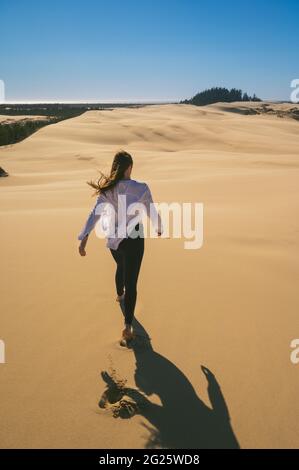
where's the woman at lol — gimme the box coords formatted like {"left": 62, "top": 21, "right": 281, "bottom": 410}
{"left": 78, "top": 150, "right": 163, "bottom": 343}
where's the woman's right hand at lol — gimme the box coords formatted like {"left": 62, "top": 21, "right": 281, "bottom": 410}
{"left": 79, "top": 244, "right": 86, "bottom": 256}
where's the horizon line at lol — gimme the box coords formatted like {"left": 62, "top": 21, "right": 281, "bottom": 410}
{"left": 1, "top": 99, "right": 180, "bottom": 105}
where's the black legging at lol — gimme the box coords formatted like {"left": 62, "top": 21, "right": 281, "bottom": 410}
{"left": 110, "top": 226, "right": 144, "bottom": 326}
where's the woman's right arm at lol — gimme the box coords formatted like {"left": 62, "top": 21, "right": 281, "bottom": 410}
{"left": 142, "top": 184, "right": 163, "bottom": 236}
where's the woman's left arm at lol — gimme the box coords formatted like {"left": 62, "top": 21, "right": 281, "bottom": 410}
{"left": 78, "top": 234, "right": 89, "bottom": 256}
{"left": 78, "top": 195, "right": 105, "bottom": 255}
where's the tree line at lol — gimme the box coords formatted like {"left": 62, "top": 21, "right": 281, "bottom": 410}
{"left": 181, "top": 87, "right": 261, "bottom": 106}
{"left": 0, "top": 108, "right": 84, "bottom": 146}
{"left": 0, "top": 119, "right": 51, "bottom": 146}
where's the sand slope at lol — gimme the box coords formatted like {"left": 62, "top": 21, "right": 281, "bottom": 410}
{"left": 0, "top": 115, "right": 50, "bottom": 123}
{"left": 0, "top": 103, "right": 299, "bottom": 448}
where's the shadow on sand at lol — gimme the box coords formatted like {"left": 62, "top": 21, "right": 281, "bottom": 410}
{"left": 99, "top": 300, "right": 240, "bottom": 449}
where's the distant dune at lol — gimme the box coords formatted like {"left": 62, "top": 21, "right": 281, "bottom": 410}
{"left": 0, "top": 115, "right": 50, "bottom": 123}
{"left": 209, "top": 101, "right": 299, "bottom": 119}
{"left": 0, "top": 114, "right": 54, "bottom": 147}
{"left": 0, "top": 102, "right": 299, "bottom": 448}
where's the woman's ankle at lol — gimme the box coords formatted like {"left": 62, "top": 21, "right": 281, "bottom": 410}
{"left": 116, "top": 292, "right": 125, "bottom": 302}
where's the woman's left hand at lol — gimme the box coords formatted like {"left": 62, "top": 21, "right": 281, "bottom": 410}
{"left": 78, "top": 235, "right": 88, "bottom": 256}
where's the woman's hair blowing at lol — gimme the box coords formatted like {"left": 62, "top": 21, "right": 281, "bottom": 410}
{"left": 87, "top": 150, "right": 133, "bottom": 195}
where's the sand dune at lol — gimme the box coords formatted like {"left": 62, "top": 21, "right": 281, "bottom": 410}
{"left": 0, "top": 103, "right": 299, "bottom": 448}
{"left": 0, "top": 115, "right": 50, "bottom": 123}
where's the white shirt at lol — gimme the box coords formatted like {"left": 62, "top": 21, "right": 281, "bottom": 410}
{"left": 78, "top": 179, "right": 163, "bottom": 250}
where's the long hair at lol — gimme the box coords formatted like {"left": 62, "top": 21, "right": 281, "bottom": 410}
{"left": 87, "top": 150, "right": 133, "bottom": 195}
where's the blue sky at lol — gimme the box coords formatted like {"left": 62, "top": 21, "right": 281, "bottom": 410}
{"left": 1, "top": 0, "right": 298, "bottom": 102}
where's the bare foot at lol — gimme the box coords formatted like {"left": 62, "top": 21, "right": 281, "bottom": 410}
{"left": 122, "top": 326, "right": 135, "bottom": 342}
{"left": 116, "top": 293, "right": 125, "bottom": 302}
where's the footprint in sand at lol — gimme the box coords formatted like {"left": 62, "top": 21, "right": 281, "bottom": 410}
{"left": 112, "top": 332, "right": 152, "bottom": 352}
{"left": 99, "top": 365, "right": 148, "bottom": 419}
{"left": 76, "top": 155, "right": 94, "bottom": 161}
